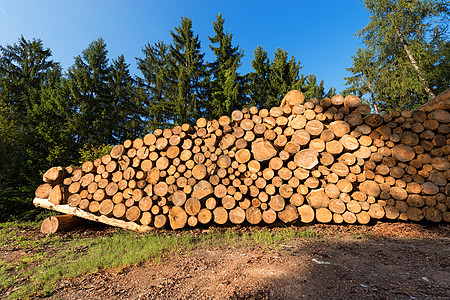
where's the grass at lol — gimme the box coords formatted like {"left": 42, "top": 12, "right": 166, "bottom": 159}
{"left": 350, "top": 232, "right": 373, "bottom": 239}
{"left": 0, "top": 224, "right": 316, "bottom": 299}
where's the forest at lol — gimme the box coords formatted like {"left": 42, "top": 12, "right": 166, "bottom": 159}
{"left": 1, "top": 0, "right": 449, "bottom": 222}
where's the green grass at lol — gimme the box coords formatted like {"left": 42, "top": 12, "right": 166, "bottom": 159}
{"left": 350, "top": 232, "right": 373, "bottom": 240}
{"left": 1, "top": 225, "right": 316, "bottom": 299}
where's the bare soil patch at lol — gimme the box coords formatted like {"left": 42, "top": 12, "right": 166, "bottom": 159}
{"left": 43, "top": 222, "right": 450, "bottom": 300}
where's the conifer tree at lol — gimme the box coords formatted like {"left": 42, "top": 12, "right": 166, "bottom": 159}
{"left": 301, "top": 74, "right": 336, "bottom": 100}
{"left": 269, "top": 48, "right": 303, "bottom": 105}
{"left": 247, "top": 46, "right": 272, "bottom": 108}
{"left": 66, "top": 38, "right": 119, "bottom": 147}
{"left": 136, "top": 41, "right": 175, "bottom": 130}
{"left": 248, "top": 47, "right": 335, "bottom": 108}
{"left": 208, "top": 14, "right": 245, "bottom": 119}
{"left": 344, "top": 48, "right": 380, "bottom": 113}
{"left": 169, "top": 17, "right": 209, "bottom": 124}
{"left": 109, "top": 55, "right": 140, "bottom": 140}
{"left": 0, "top": 36, "right": 71, "bottom": 220}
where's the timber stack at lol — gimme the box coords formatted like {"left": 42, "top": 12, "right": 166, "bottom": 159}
{"left": 34, "top": 89, "right": 450, "bottom": 231}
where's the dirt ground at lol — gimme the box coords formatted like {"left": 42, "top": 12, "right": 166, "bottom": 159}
{"left": 42, "top": 222, "right": 450, "bottom": 300}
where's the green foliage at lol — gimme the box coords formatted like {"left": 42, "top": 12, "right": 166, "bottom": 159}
{"left": 169, "top": 17, "right": 210, "bottom": 125}
{"left": 208, "top": 13, "right": 246, "bottom": 119}
{"left": 78, "top": 143, "right": 113, "bottom": 165}
{"left": 66, "top": 38, "right": 118, "bottom": 146}
{"left": 0, "top": 36, "right": 73, "bottom": 222}
{"left": 248, "top": 46, "right": 335, "bottom": 108}
{"left": 137, "top": 41, "right": 176, "bottom": 131}
{"left": 345, "top": 0, "right": 450, "bottom": 112}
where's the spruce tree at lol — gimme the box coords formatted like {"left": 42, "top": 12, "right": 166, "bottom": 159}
{"left": 66, "top": 38, "right": 118, "bottom": 147}
{"left": 208, "top": 13, "right": 245, "bottom": 119}
{"left": 248, "top": 47, "right": 334, "bottom": 108}
{"left": 0, "top": 36, "right": 71, "bottom": 220}
{"left": 136, "top": 41, "right": 175, "bottom": 131}
{"left": 169, "top": 17, "right": 209, "bottom": 124}
{"left": 247, "top": 46, "right": 271, "bottom": 107}
{"left": 109, "top": 55, "right": 139, "bottom": 140}
{"left": 269, "top": 48, "right": 303, "bottom": 105}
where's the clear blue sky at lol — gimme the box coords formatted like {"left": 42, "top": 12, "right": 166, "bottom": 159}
{"left": 0, "top": 0, "right": 369, "bottom": 93}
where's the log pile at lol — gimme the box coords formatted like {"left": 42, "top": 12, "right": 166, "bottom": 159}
{"left": 34, "top": 90, "right": 450, "bottom": 230}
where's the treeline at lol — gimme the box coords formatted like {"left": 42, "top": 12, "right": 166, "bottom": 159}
{"left": 0, "top": 15, "right": 335, "bottom": 221}
{"left": 344, "top": 0, "right": 450, "bottom": 113}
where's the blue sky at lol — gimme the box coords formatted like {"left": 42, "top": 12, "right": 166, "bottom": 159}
{"left": 0, "top": 0, "right": 369, "bottom": 93}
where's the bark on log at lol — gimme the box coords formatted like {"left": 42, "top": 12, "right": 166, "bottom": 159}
{"left": 34, "top": 198, "right": 153, "bottom": 232}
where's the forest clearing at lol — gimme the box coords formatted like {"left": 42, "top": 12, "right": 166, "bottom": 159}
{"left": 1, "top": 222, "right": 449, "bottom": 299}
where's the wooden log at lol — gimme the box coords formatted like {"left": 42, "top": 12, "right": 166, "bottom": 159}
{"left": 43, "top": 166, "right": 64, "bottom": 184}
{"left": 235, "top": 149, "right": 251, "bottom": 164}
{"left": 251, "top": 138, "right": 277, "bottom": 162}
{"left": 260, "top": 208, "right": 275, "bottom": 224}
{"left": 294, "top": 149, "right": 318, "bottom": 170}
{"left": 316, "top": 208, "right": 332, "bottom": 223}
{"left": 213, "top": 207, "right": 228, "bottom": 224}
{"left": 192, "top": 180, "right": 214, "bottom": 201}
{"left": 278, "top": 205, "right": 299, "bottom": 223}
{"left": 406, "top": 207, "right": 424, "bottom": 221}
{"left": 344, "top": 95, "right": 362, "bottom": 109}
{"left": 154, "top": 214, "right": 168, "bottom": 228}
{"left": 228, "top": 207, "right": 245, "bottom": 224}
{"left": 168, "top": 206, "right": 188, "bottom": 229}
{"left": 40, "top": 214, "right": 85, "bottom": 234}
{"left": 280, "top": 90, "right": 305, "bottom": 107}
{"left": 392, "top": 144, "right": 416, "bottom": 162}
{"left": 368, "top": 203, "right": 385, "bottom": 219}
{"left": 35, "top": 183, "right": 53, "bottom": 199}
{"left": 306, "top": 189, "right": 330, "bottom": 208}
{"left": 198, "top": 208, "right": 212, "bottom": 224}
{"left": 268, "top": 195, "right": 285, "bottom": 211}
{"left": 305, "top": 120, "right": 323, "bottom": 136}
{"left": 185, "top": 198, "right": 201, "bottom": 215}
{"left": 98, "top": 199, "right": 114, "bottom": 216}
{"left": 359, "top": 180, "right": 381, "bottom": 197}
{"left": 34, "top": 198, "right": 153, "bottom": 232}
{"left": 329, "top": 199, "right": 346, "bottom": 214}
{"left": 329, "top": 121, "right": 350, "bottom": 137}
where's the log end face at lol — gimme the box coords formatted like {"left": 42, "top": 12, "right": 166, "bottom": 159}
{"left": 281, "top": 90, "right": 305, "bottom": 107}
{"left": 251, "top": 138, "right": 278, "bottom": 162}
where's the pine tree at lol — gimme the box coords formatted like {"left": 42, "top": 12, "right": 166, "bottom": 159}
{"left": 208, "top": 13, "right": 245, "bottom": 119}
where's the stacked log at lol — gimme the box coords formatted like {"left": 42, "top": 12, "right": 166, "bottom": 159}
{"left": 34, "top": 89, "right": 450, "bottom": 230}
